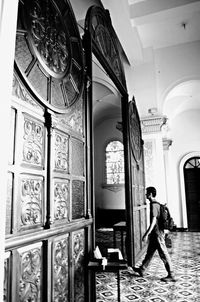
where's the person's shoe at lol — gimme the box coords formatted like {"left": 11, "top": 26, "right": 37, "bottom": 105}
{"left": 160, "top": 274, "right": 176, "bottom": 282}
{"left": 132, "top": 266, "right": 144, "bottom": 277}
{"left": 127, "top": 266, "right": 135, "bottom": 274}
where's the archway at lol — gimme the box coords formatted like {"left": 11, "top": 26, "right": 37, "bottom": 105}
{"left": 180, "top": 152, "right": 200, "bottom": 229}
{"left": 184, "top": 157, "right": 200, "bottom": 231}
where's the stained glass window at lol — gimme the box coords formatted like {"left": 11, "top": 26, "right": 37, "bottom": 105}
{"left": 105, "top": 140, "right": 124, "bottom": 184}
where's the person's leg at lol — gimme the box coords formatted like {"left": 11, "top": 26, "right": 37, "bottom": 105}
{"left": 132, "top": 235, "right": 157, "bottom": 276}
{"left": 156, "top": 232, "right": 176, "bottom": 281}
{"left": 140, "top": 236, "right": 157, "bottom": 271}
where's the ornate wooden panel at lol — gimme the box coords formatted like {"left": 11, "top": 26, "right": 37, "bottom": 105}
{"left": 72, "top": 180, "right": 85, "bottom": 220}
{"left": 15, "top": 0, "right": 84, "bottom": 112}
{"left": 53, "top": 130, "right": 69, "bottom": 173}
{"left": 72, "top": 230, "right": 85, "bottom": 302}
{"left": 127, "top": 99, "right": 147, "bottom": 265}
{"left": 17, "top": 243, "right": 42, "bottom": 301}
{"left": 5, "top": 1, "right": 91, "bottom": 301}
{"left": 54, "top": 179, "right": 70, "bottom": 222}
{"left": 52, "top": 235, "right": 69, "bottom": 301}
{"left": 18, "top": 175, "right": 44, "bottom": 230}
{"left": 71, "top": 138, "right": 84, "bottom": 176}
{"left": 22, "top": 115, "right": 45, "bottom": 167}
{"left": 85, "top": 5, "right": 126, "bottom": 93}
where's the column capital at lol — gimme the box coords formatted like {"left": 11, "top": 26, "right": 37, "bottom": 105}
{"left": 141, "top": 115, "right": 167, "bottom": 134}
{"left": 162, "top": 138, "right": 173, "bottom": 150}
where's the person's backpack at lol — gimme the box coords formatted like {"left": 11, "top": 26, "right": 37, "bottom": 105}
{"left": 158, "top": 203, "right": 175, "bottom": 231}
{"left": 152, "top": 201, "right": 175, "bottom": 231}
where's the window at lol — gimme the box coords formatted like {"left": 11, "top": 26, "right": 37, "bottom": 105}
{"left": 184, "top": 157, "right": 200, "bottom": 169}
{"left": 105, "top": 140, "right": 124, "bottom": 185}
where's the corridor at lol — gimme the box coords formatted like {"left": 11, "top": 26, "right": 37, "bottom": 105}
{"left": 96, "top": 232, "right": 200, "bottom": 301}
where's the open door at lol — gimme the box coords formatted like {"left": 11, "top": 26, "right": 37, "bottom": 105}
{"left": 84, "top": 6, "right": 147, "bottom": 268}
{"left": 5, "top": 1, "right": 93, "bottom": 301}
{"left": 125, "top": 98, "right": 147, "bottom": 266}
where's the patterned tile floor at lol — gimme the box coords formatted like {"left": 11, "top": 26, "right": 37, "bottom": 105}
{"left": 96, "top": 232, "right": 200, "bottom": 302}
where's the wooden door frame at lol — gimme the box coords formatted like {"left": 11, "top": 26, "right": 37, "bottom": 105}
{"left": 83, "top": 5, "right": 134, "bottom": 264}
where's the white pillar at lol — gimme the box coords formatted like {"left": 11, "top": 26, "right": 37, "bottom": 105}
{"left": 0, "top": 1, "right": 18, "bottom": 299}
{"left": 141, "top": 115, "right": 168, "bottom": 204}
{"left": 162, "top": 138, "right": 173, "bottom": 205}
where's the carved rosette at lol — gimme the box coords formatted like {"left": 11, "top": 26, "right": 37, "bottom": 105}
{"left": 19, "top": 247, "right": 41, "bottom": 301}
{"left": 86, "top": 6, "right": 126, "bottom": 90}
{"left": 54, "top": 181, "right": 69, "bottom": 221}
{"left": 21, "top": 178, "right": 43, "bottom": 227}
{"left": 129, "top": 101, "right": 142, "bottom": 163}
{"left": 27, "top": 0, "right": 70, "bottom": 78}
{"left": 23, "top": 117, "right": 44, "bottom": 166}
{"left": 54, "top": 132, "right": 69, "bottom": 172}
{"left": 95, "top": 25, "right": 121, "bottom": 78}
{"left": 73, "top": 231, "right": 85, "bottom": 301}
{"left": 53, "top": 237, "right": 69, "bottom": 301}
{"left": 15, "top": 0, "right": 84, "bottom": 111}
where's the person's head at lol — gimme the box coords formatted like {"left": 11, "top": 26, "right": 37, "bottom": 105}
{"left": 146, "top": 186, "right": 157, "bottom": 199}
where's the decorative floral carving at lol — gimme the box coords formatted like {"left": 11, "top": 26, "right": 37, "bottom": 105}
{"left": 23, "top": 117, "right": 44, "bottom": 166}
{"left": 28, "top": 0, "right": 70, "bottom": 77}
{"left": 73, "top": 231, "right": 85, "bottom": 302}
{"left": 95, "top": 24, "right": 121, "bottom": 78}
{"left": 53, "top": 238, "right": 69, "bottom": 301}
{"left": 12, "top": 74, "right": 41, "bottom": 108}
{"left": 73, "top": 232, "right": 84, "bottom": 262}
{"left": 86, "top": 7, "right": 126, "bottom": 89}
{"left": 54, "top": 181, "right": 69, "bottom": 221}
{"left": 19, "top": 248, "right": 41, "bottom": 301}
{"left": 54, "top": 133, "right": 69, "bottom": 171}
{"left": 21, "top": 178, "right": 43, "bottom": 226}
{"left": 129, "top": 101, "right": 142, "bottom": 163}
{"left": 59, "top": 99, "right": 83, "bottom": 135}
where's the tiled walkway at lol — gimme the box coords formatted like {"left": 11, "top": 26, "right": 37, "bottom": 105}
{"left": 96, "top": 232, "right": 200, "bottom": 301}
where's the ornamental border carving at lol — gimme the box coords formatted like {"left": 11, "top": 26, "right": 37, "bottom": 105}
{"left": 141, "top": 116, "right": 167, "bottom": 134}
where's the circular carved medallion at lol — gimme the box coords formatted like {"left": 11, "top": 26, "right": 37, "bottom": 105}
{"left": 15, "top": 0, "right": 84, "bottom": 112}
{"left": 129, "top": 101, "right": 142, "bottom": 163}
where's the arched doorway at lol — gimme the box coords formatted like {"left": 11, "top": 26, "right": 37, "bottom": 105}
{"left": 184, "top": 157, "right": 200, "bottom": 231}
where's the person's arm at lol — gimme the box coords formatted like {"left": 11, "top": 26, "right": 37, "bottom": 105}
{"left": 142, "top": 217, "right": 157, "bottom": 242}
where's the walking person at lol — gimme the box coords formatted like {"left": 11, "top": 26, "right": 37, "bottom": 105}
{"left": 132, "top": 186, "right": 176, "bottom": 282}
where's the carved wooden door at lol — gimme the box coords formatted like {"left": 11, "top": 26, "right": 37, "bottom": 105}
{"left": 4, "top": 0, "right": 92, "bottom": 301}
{"left": 126, "top": 99, "right": 147, "bottom": 266}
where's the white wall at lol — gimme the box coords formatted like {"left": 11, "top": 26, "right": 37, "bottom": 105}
{"left": 124, "top": 49, "right": 157, "bottom": 116}
{"left": 168, "top": 109, "right": 200, "bottom": 227}
{"left": 155, "top": 41, "right": 200, "bottom": 111}
{"left": 94, "top": 118, "right": 125, "bottom": 210}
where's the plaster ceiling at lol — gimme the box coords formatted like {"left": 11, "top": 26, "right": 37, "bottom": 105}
{"left": 97, "top": 0, "right": 200, "bottom": 121}
{"left": 163, "top": 80, "right": 200, "bottom": 120}
{"left": 74, "top": 0, "right": 200, "bottom": 123}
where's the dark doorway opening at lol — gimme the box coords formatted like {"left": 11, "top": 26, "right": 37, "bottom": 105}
{"left": 184, "top": 157, "right": 200, "bottom": 231}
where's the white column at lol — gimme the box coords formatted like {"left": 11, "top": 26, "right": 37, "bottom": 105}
{"left": 162, "top": 138, "right": 173, "bottom": 205}
{"left": 141, "top": 115, "right": 168, "bottom": 204}
{"left": 0, "top": 1, "right": 18, "bottom": 299}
